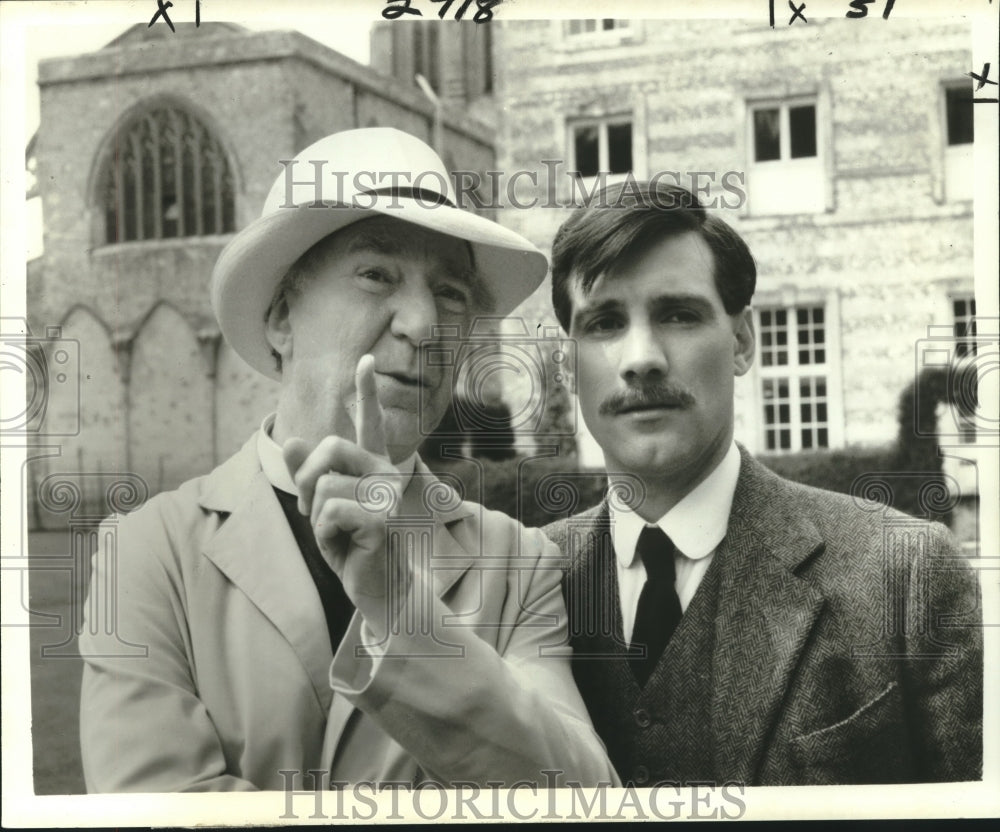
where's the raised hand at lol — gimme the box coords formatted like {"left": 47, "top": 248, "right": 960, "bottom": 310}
{"left": 283, "top": 355, "right": 408, "bottom": 641}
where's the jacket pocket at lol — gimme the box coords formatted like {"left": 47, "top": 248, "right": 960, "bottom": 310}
{"left": 789, "top": 682, "right": 912, "bottom": 784}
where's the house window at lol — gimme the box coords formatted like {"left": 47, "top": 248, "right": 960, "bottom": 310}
{"left": 570, "top": 118, "right": 633, "bottom": 179}
{"left": 565, "top": 20, "right": 630, "bottom": 36}
{"left": 952, "top": 295, "right": 978, "bottom": 443}
{"left": 758, "top": 306, "right": 830, "bottom": 452}
{"left": 953, "top": 295, "right": 977, "bottom": 358}
{"left": 747, "top": 98, "right": 824, "bottom": 215}
{"left": 943, "top": 83, "right": 974, "bottom": 202}
{"left": 102, "top": 105, "right": 235, "bottom": 244}
{"left": 945, "top": 86, "right": 974, "bottom": 146}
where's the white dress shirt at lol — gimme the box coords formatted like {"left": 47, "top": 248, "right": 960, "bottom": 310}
{"left": 610, "top": 442, "right": 741, "bottom": 645}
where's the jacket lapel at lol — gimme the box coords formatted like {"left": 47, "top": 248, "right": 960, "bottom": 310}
{"left": 198, "top": 440, "right": 480, "bottom": 732}
{"left": 398, "top": 458, "right": 476, "bottom": 598}
{"left": 200, "top": 441, "right": 334, "bottom": 715}
{"left": 711, "top": 449, "right": 825, "bottom": 783}
{"left": 565, "top": 501, "right": 629, "bottom": 656}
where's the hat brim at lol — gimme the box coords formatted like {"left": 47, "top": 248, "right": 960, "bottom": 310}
{"left": 211, "top": 199, "right": 548, "bottom": 380}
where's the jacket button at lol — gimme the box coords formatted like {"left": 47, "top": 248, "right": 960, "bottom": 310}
{"left": 633, "top": 765, "right": 650, "bottom": 786}
{"left": 633, "top": 707, "right": 651, "bottom": 728}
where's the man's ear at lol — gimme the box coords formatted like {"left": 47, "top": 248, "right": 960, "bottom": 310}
{"left": 264, "top": 294, "right": 293, "bottom": 365}
{"left": 733, "top": 307, "right": 755, "bottom": 377}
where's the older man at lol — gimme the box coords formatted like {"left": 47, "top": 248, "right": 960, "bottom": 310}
{"left": 79, "top": 128, "right": 616, "bottom": 792}
{"left": 544, "top": 180, "right": 982, "bottom": 786}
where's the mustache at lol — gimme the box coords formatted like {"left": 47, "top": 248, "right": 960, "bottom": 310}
{"left": 599, "top": 383, "right": 696, "bottom": 416}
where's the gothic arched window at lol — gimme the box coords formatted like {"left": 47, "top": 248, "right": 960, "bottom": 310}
{"left": 102, "top": 105, "right": 235, "bottom": 244}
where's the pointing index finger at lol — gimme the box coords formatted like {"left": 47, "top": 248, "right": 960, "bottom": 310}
{"left": 355, "top": 354, "right": 389, "bottom": 459}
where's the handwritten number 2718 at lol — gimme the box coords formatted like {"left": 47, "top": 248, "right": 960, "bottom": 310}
{"left": 432, "top": 0, "right": 500, "bottom": 23}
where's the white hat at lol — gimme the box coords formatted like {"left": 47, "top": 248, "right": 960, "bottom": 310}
{"left": 211, "top": 128, "right": 548, "bottom": 379}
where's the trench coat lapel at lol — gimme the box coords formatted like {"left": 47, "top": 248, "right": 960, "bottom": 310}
{"left": 198, "top": 439, "right": 479, "bottom": 737}
{"left": 711, "top": 450, "right": 825, "bottom": 782}
{"left": 198, "top": 439, "right": 334, "bottom": 713}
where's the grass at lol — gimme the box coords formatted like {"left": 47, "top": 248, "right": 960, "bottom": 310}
{"left": 27, "top": 530, "right": 87, "bottom": 795}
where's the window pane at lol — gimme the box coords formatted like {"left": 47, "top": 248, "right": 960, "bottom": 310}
{"left": 607, "top": 123, "right": 633, "bottom": 173}
{"left": 574, "top": 126, "right": 599, "bottom": 177}
{"left": 780, "top": 429, "right": 791, "bottom": 449}
{"left": 753, "top": 108, "right": 781, "bottom": 162}
{"left": 945, "top": 87, "right": 974, "bottom": 145}
{"left": 802, "top": 431, "right": 813, "bottom": 450}
{"left": 601, "top": 19, "right": 616, "bottom": 30}
{"left": 818, "top": 428, "right": 828, "bottom": 447}
{"left": 789, "top": 105, "right": 817, "bottom": 158}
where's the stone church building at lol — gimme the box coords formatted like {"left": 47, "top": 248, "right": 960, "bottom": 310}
{"left": 27, "top": 22, "right": 495, "bottom": 526}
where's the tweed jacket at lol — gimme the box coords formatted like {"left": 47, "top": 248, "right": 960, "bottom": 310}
{"left": 544, "top": 447, "right": 983, "bottom": 785}
{"left": 79, "top": 435, "right": 617, "bottom": 792}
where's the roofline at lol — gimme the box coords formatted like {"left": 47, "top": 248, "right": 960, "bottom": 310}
{"left": 37, "top": 29, "right": 495, "bottom": 147}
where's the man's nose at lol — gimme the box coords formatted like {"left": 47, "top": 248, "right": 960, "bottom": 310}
{"left": 389, "top": 281, "right": 439, "bottom": 345}
{"left": 618, "top": 323, "right": 668, "bottom": 383}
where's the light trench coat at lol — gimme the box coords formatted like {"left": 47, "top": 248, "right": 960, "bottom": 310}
{"left": 79, "top": 435, "right": 617, "bottom": 791}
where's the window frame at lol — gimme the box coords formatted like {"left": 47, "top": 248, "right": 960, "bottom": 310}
{"left": 950, "top": 292, "right": 978, "bottom": 444}
{"left": 940, "top": 80, "right": 975, "bottom": 203}
{"left": 751, "top": 296, "right": 844, "bottom": 454}
{"left": 567, "top": 115, "right": 635, "bottom": 182}
{"left": 748, "top": 96, "right": 820, "bottom": 165}
{"left": 743, "top": 94, "right": 827, "bottom": 217}
{"left": 96, "top": 102, "right": 237, "bottom": 247}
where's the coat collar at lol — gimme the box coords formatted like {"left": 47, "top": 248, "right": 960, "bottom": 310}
{"left": 197, "top": 435, "right": 478, "bottom": 714}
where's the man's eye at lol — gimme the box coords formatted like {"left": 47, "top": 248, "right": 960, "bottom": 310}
{"left": 356, "top": 267, "right": 397, "bottom": 291}
{"left": 663, "top": 310, "right": 698, "bottom": 324}
{"left": 436, "top": 285, "right": 469, "bottom": 312}
{"left": 359, "top": 268, "right": 393, "bottom": 283}
{"left": 585, "top": 317, "right": 624, "bottom": 335}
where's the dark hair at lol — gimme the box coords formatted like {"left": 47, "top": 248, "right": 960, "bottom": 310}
{"left": 550, "top": 180, "right": 756, "bottom": 331}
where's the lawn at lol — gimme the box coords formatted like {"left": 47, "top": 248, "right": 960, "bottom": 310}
{"left": 27, "top": 529, "right": 88, "bottom": 795}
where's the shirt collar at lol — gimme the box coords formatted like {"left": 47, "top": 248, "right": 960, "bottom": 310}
{"left": 611, "top": 442, "right": 741, "bottom": 568}
{"left": 256, "top": 413, "right": 417, "bottom": 496}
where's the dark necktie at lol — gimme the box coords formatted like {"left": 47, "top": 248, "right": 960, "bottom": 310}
{"left": 628, "top": 525, "right": 683, "bottom": 687}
